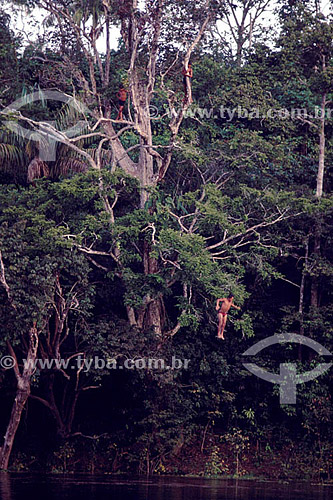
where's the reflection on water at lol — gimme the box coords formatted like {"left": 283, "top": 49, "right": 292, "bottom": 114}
{"left": 0, "top": 473, "right": 332, "bottom": 500}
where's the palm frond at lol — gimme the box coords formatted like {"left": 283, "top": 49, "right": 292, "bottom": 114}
{"left": 0, "top": 143, "right": 26, "bottom": 169}
{"left": 27, "top": 157, "right": 50, "bottom": 183}
{"left": 55, "top": 157, "right": 89, "bottom": 177}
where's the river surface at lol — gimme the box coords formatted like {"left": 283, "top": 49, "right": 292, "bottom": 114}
{"left": 0, "top": 474, "right": 332, "bottom": 500}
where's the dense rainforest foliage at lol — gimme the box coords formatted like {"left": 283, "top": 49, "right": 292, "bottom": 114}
{"left": 0, "top": 0, "right": 332, "bottom": 480}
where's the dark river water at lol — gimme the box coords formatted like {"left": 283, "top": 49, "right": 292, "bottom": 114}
{"left": 0, "top": 474, "right": 332, "bottom": 500}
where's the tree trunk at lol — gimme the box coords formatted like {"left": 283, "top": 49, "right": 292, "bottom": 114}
{"left": 299, "top": 236, "right": 309, "bottom": 336}
{"left": 0, "top": 471, "right": 12, "bottom": 500}
{"left": 131, "top": 76, "right": 155, "bottom": 207}
{"left": 311, "top": 93, "right": 325, "bottom": 310}
{"left": 45, "top": 374, "right": 70, "bottom": 439}
{"left": 298, "top": 237, "right": 309, "bottom": 360}
{"left": 236, "top": 29, "right": 244, "bottom": 67}
{"left": 310, "top": 222, "right": 321, "bottom": 311}
{"left": 102, "top": 120, "right": 138, "bottom": 177}
{"left": 0, "top": 326, "right": 38, "bottom": 470}
{"left": 0, "top": 388, "right": 30, "bottom": 470}
{"left": 316, "top": 93, "right": 326, "bottom": 198}
{"left": 31, "top": 372, "right": 81, "bottom": 440}
{"left": 142, "top": 240, "right": 163, "bottom": 336}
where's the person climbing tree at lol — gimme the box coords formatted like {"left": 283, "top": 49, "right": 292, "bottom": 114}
{"left": 182, "top": 62, "right": 193, "bottom": 103}
{"left": 116, "top": 86, "right": 128, "bottom": 121}
{"left": 216, "top": 294, "right": 240, "bottom": 340}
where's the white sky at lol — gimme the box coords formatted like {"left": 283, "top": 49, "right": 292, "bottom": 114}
{"left": 3, "top": 0, "right": 332, "bottom": 55}
{"left": 4, "top": 3, "right": 120, "bottom": 52}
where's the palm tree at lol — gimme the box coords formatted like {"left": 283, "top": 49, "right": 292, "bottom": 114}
{"left": 1, "top": 93, "right": 114, "bottom": 184}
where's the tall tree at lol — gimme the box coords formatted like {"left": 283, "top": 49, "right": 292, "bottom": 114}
{"left": 276, "top": 1, "right": 333, "bottom": 334}
{"left": 216, "top": 0, "right": 274, "bottom": 66}
{"left": 3, "top": 0, "right": 219, "bottom": 335}
{"left": 0, "top": 182, "right": 96, "bottom": 466}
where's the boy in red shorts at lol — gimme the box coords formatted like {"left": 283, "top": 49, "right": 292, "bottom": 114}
{"left": 116, "top": 86, "right": 127, "bottom": 120}
{"left": 216, "top": 293, "right": 240, "bottom": 339}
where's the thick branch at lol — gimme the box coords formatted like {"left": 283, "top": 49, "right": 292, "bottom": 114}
{"left": 206, "top": 211, "right": 298, "bottom": 253}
